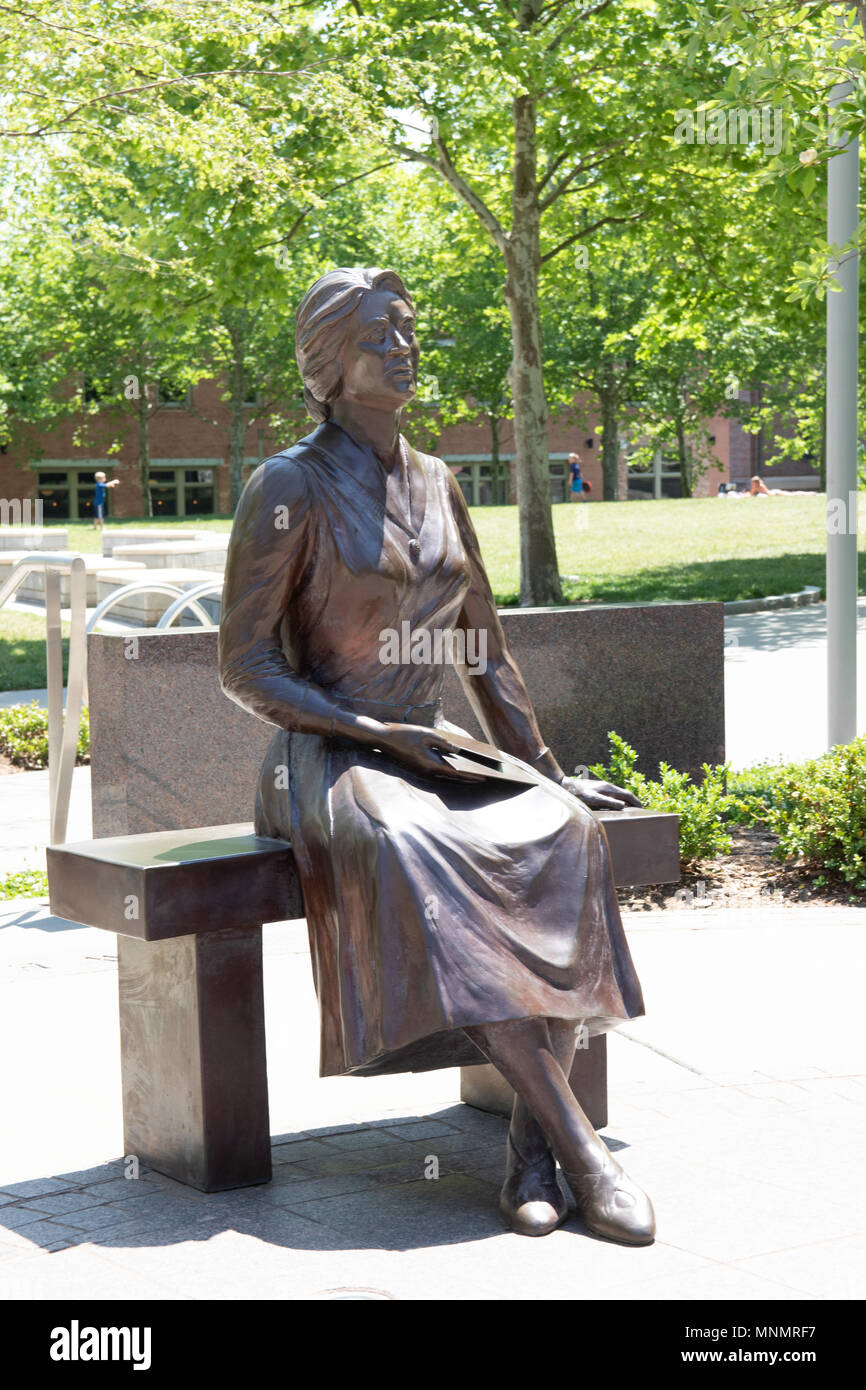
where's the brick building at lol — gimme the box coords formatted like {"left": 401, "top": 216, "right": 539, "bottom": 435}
{"left": 0, "top": 376, "right": 816, "bottom": 521}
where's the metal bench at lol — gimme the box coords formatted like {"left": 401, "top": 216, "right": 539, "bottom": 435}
{"left": 47, "top": 808, "right": 678, "bottom": 1193}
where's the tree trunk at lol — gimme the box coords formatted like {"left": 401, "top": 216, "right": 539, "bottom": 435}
{"left": 505, "top": 92, "right": 561, "bottom": 606}
{"left": 228, "top": 325, "right": 247, "bottom": 511}
{"left": 599, "top": 369, "right": 620, "bottom": 501}
{"left": 137, "top": 384, "right": 152, "bottom": 518}
{"left": 675, "top": 411, "right": 692, "bottom": 497}
{"left": 819, "top": 402, "right": 827, "bottom": 490}
{"left": 488, "top": 413, "right": 503, "bottom": 504}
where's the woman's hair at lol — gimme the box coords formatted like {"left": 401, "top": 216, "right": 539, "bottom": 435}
{"left": 295, "top": 267, "right": 414, "bottom": 423}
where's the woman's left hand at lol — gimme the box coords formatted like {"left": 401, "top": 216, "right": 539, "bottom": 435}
{"left": 559, "top": 777, "right": 642, "bottom": 811}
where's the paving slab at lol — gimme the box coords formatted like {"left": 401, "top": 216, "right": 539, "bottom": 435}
{"left": 734, "top": 1235, "right": 866, "bottom": 1300}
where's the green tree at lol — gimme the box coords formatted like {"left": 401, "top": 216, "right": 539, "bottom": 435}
{"left": 324, "top": 0, "right": 805, "bottom": 598}
{"left": 2, "top": 11, "right": 396, "bottom": 510}
{"left": 376, "top": 176, "right": 515, "bottom": 495}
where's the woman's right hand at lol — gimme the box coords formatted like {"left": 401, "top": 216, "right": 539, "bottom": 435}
{"left": 375, "top": 723, "right": 486, "bottom": 781}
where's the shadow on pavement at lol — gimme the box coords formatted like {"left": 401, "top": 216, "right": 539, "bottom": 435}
{"left": 0, "top": 1107, "right": 631, "bottom": 1256}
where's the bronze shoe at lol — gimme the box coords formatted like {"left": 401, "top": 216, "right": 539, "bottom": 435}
{"left": 564, "top": 1157, "right": 656, "bottom": 1246}
{"left": 499, "top": 1133, "right": 569, "bottom": 1237}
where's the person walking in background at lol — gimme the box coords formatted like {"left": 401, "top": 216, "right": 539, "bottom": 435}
{"left": 568, "top": 452, "right": 587, "bottom": 501}
{"left": 92, "top": 470, "right": 120, "bottom": 529}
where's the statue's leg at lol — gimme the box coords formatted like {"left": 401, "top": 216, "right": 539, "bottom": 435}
{"left": 496, "top": 1019, "right": 579, "bottom": 1236}
{"left": 465, "top": 1018, "right": 655, "bottom": 1245}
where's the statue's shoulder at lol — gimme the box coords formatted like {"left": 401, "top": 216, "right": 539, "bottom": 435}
{"left": 244, "top": 429, "right": 326, "bottom": 510}
{"left": 407, "top": 442, "right": 456, "bottom": 489}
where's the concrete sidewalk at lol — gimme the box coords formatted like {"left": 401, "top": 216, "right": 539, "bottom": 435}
{"left": 723, "top": 598, "right": 866, "bottom": 768}
{"left": 0, "top": 766, "right": 92, "bottom": 877}
{"left": 0, "top": 897, "right": 863, "bottom": 1300}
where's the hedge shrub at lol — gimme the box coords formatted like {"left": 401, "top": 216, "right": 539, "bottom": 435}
{"left": 0, "top": 701, "right": 90, "bottom": 770}
{"left": 588, "top": 731, "right": 732, "bottom": 868}
{"left": 729, "top": 740, "right": 866, "bottom": 892}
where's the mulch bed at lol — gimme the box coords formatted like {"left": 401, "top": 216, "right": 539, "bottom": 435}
{"left": 618, "top": 825, "right": 866, "bottom": 911}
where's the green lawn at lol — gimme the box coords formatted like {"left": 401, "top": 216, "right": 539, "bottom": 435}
{"left": 473, "top": 494, "right": 865, "bottom": 606}
{"left": 0, "top": 610, "right": 71, "bottom": 691}
{"left": 1, "top": 495, "right": 860, "bottom": 691}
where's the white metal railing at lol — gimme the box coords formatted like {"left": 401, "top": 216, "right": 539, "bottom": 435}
{"left": 0, "top": 553, "right": 87, "bottom": 844}
{"left": 86, "top": 580, "right": 217, "bottom": 635}
{"left": 156, "top": 579, "right": 223, "bottom": 629}
{"left": 0, "top": 559, "right": 223, "bottom": 843}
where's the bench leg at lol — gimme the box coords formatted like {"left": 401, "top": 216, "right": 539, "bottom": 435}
{"left": 460, "top": 1034, "right": 608, "bottom": 1130}
{"left": 117, "top": 927, "right": 271, "bottom": 1192}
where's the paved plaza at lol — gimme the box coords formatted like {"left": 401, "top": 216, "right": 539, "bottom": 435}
{"left": 0, "top": 598, "right": 864, "bottom": 1300}
{"left": 0, "top": 896, "right": 863, "bottom": 1300}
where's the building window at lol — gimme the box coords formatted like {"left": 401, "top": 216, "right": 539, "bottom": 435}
{"left": 75, "top": 471, "right": 99, "bottom": 519}
{"left": 37, "top": 471, "right": 71, "bottom": 519}
{"left": 149, "top": 469, "right": 178, "bottom": 514}
{"left": 627, "top": 450, "right": 683, "bottom": 500}
{"left": 35, "top": 467, "right": 113, "bottom": 519}
{"left": 157, "top": 379, "right": 191, "bottom": 409}
{"left": 148, "top": 464, "right": 221, "bottom": 516}
{"left": 445, "top": 459, "right": 510, "bottom": 507}
{"left": 184, "top": 468, "right": 214, "bottom": 512}
{"left": 83, "top": 375, "right": 112, "bottom": 405}
{"left": 548, "top": 459, "right": 568, "bottom": 504}
{"left": 449, "top": 458, "right": 567, "bottom": 506}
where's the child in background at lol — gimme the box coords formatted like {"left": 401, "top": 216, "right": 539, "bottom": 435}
{"left": 92, "top": 470, "right": 120, "bottom": 529}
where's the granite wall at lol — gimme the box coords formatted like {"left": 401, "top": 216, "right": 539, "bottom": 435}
{"left": 88, "top": 602, "right": 724, "bottom": 837}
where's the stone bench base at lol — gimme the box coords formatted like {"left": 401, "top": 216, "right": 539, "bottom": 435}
{"left": 118, "top": 930, "right": 271, "bottom": 1190}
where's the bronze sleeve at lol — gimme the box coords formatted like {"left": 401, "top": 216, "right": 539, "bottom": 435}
{"left": 218, "top": 456, "right": 373, "bottom": 741}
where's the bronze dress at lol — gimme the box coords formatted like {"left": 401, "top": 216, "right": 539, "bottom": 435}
{"left": 218, "top": 420, "right": 644, "bottom": 1078}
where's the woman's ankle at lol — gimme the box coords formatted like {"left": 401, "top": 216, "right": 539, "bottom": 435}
{"left": 555, "top": 1127, "right": 620, "bottom": 1180}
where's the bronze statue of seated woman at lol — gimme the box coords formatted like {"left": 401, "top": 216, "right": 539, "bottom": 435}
{"left": 219, "top": 266, "right": 655, "bottom": 1243}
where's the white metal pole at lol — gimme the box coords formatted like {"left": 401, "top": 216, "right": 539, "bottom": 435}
{"left": 653, "top": 446, "right": 663, "bottom": 500}
{"left": 826, "top": 12, "right": 860, "bottom": 748}
{"left": 44, "top": 568, "right": 63, "bottom": 844}
{"left": 53, "top": 557, "right": 87, "bottom": 846}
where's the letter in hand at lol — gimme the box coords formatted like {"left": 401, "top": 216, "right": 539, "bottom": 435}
{"left": 377, "top": 724, "right": 488, "bottom": 782}
{"left": 435, "top": 732, "right": 540, "bottom": 785}
{"left": 560, "top": 777, "right": 642, "bottom": 811}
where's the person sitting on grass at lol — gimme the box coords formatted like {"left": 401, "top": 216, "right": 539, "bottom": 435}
{"left": 92, "top": 471, "right": 120, "bottom": 529}
{"left": 749, "top": 475, "right": 818, "bottom": 497}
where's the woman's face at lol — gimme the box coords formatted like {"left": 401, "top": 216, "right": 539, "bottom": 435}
{"left": 338, "top": 288, "right": 419, "bottom": 409}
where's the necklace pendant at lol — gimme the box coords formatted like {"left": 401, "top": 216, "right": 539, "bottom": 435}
{"left": 409, "top": 537, "right": 421, "bottom": 561}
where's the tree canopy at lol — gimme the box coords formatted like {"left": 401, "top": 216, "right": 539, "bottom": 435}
{"left": 1, "top": 1, "right": 861, "bottom": 591}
